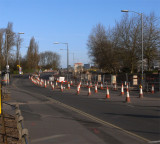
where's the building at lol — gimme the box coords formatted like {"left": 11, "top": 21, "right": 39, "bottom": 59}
{"left": 74, "top": 63, "right": 83, "bottom": 73}
{"left": 84, "top": 64, "right": 91, "bottom": 70}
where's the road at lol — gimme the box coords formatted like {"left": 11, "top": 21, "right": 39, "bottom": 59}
{"left": 8, "top": 74, "right": 160, "bottom": 144}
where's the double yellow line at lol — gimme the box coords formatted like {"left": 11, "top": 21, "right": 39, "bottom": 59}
{"left": 50, "top": 98, "right": 150, "bottom": 143}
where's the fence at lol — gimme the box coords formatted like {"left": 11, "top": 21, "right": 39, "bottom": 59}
{"left": 60, "top": 72, "right": 160, "bottom": 92}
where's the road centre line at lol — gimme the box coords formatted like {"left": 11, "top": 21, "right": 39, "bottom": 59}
{"left": 48, "top": 97, "right": 151, "bottom": 143}
{"left": 148, "top": 140, "right": 160, "bottom": 144}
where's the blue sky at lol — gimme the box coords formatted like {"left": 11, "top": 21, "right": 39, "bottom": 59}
{"left": 0, "top": 0, "right": 159, "bottom": 68}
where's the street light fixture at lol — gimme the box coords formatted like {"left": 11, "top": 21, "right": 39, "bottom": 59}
{"left": 53, "top": 42, "right": 69, "bottom": 81}
{"left": 121, "top": 10, "right": 144, "bottom": 86}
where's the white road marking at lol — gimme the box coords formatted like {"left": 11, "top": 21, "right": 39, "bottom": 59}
{"left": 148, "top": 140, "right": 160, "bottom": 144}
{"left": 31, "top": 134, "right": 67, "bottom": 143}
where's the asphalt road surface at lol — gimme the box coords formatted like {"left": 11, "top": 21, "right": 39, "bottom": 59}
{"left": 8, "top": 74, "right": 160, "bottom": 144}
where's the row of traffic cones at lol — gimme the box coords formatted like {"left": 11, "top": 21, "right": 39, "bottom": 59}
{"left": 29, "top": 76, "right": 155, "bottom": 102}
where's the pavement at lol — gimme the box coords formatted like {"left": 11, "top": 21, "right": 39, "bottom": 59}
{"left": 3, "top": 74, "right": 160, "bottom": 144}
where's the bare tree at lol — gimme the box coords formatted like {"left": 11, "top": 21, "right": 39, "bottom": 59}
{"left": 4, "top": 22, "right": 15, "bottom": 65}
{"left": 39, "top": 51, "right": 60, "bottom": 69}
{"left": 15, "top": 34, "right": 23, "bottom": 65}
{"left": 87, "top": 23, "right": 120, "bottom": 73}
{"left": 27, "top": 37, "right": 39, "bottom": 70}
{"left": 0, "top": 29, "right": 5, "bottom": 70}
{"left": 143, "top": 13, "right": 160, "bottom": 71}
{"left": 88, "top": 13, "right": 160, "bottom": 73}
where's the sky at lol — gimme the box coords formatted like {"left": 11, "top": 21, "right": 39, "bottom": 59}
{"left": 0, "top": 0, "right": 159, "bottom": 68}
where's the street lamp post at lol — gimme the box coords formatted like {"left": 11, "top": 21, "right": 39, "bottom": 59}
{"left": 5, "top": 32, "right": 24, "bottom": 84}
{"left": 121, "top": 10, "right": 144, "bottom": 86}
{"left": 17, "top": 33, "right": 24, "bottom": 66}
{"left": 54, "top": 42, "right": 69, "bottom": 81}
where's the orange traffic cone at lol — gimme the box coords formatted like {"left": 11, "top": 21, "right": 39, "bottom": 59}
{"left": 121, "top": 83, "right": 124, "bottom": 96}
{"left": 113, "top": 83, "right": 117, "bottom": 90}
{"left": 80, "top": 81, "right": 82, "bottom": 87}
{"left": 52, "top": 84, "right": 54, "bottom": 90}
{"left": 151, "top": 84, "right": 154, "bottom": 94}
{"left": 68, "top": 82, "right": 70, "bottom": 90}
{"left": 139, "top": 86, "right": 143, "bottom": 98}
{"left": 77, "top": 84, "right": 80, "bottom": 95}
{"left": 126, "top": 83, "right": 129, "bottom": 92}
{"left": 44, "top": 80, "right": 47, "bottom": 88}
{"left": 95, "top": 84, "right": 98, "bottom": 93}
{"left": 125, "top": 89, "right": 130, "bottom": 103}
{"left": 61, "top": 84, "right": 63, "bottom": 92}
{"left": 106, "top": 86, "right": 110, "bottom": 99}
{"left": 88, "top": 86, "right": 91, "bottom": 96}
{"left": 56, "top": 81, "right": 58, "bottom": 87}
{"left": 71, "top": 80, "right": 73, "bottom": 86}
{"left": 100, "top": 82, "right": 103, "bottom": 90}
{"left": 90, "top": 82, "right": 92, "bottom": 88}
{"left": 86, "top": 81, "right": 89, "bottom": 88}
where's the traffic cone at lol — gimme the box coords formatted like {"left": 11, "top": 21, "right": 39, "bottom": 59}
{"left": 95, "top": 84, "right": 98, "bottom": 93}
{"left": 86, "top": 81, "right": 89, "bottom": 88}
{"left": 90, "top": 82, "right": 92, "bottom": 88}
{"left": 100, "top": 82, "right": 103, "bottom": 90}
{"left": 121, "top": 83, "right": 124, "bottom": 96}
{"left": 126, "top": 83, "right": 129, "bottom": 92}
{"left": 68, "top": 82, "right": 70, "bottom": 90}
{"left": 56, "top": 81, "right": 58, "bottom": 87}
{"left": 44, "top": 80, "right": 47, "bottom": 88}
{"left": 80, "top": 81, "right": 82, "bottom": 87}
{"left": 71, "top": 80, "right": 73, "bottom": 86}
{"left": 139, "top": 86, "right": 143, "bottom": 98}
{"left": 88, "top": 86, "right": 91, "bottom": 96}
{"left": 47, "top": 80, "right": 50, "bottom": 85}
{"left": 106, "top": 86, "right": 110, "bottom": 99}
{"left": 77, "top": 84, "right": 80, "bottom": 95}
{"left": 61, "top": 84, "right": 63, "bottom": 92}
{"left": 125, "top": 89, "right": 130, "bottom": 103}
{"left": 96, "top": 82, "right": 99, "bottom": 87}
{"left": 52, "top": 84, "right": 54, "bottom": 90}
{"left": 151, "top": 84, "right": 154, "bottom": 94}
{"left": 113, "top": 83, "right": 117, "bottom": 90}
